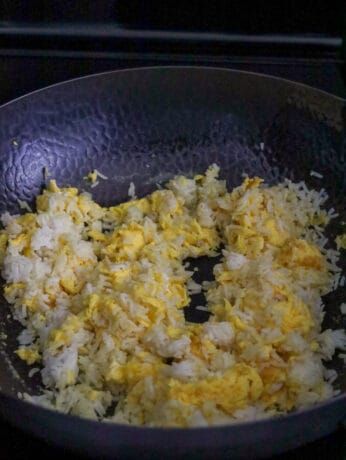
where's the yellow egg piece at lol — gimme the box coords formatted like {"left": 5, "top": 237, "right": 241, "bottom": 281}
{"left": 168, "top": 364, "right": 263, "bottom": 415}
{"left": 16, "top": 347, "right": 40, "bottom": 365}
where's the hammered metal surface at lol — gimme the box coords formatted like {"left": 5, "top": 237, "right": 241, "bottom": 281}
{"left": 0, "top": 67, "right": 344, "bottom": 401}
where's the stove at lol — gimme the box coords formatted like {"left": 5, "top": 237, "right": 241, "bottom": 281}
{"left": 0, "top": 3, "right": 345, "bottom": 458}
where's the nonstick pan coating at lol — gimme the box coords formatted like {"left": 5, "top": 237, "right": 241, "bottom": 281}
{"left": 0, "top": 67, "right": 344, "bottom": 459}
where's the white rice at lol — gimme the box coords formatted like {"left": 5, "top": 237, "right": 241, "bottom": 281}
{"left": 310, "top": 171, "right": 323, "bottom": 179}
{"left": 17, "top": 200, "right": 32, "bottom": 213}
{"left": 128, "top": 182, "right": 136, "bottom": 199}
{"left": 94, "top": 169, "right": 108, "bottom": 180}
{"left": 28, "top": 367, "right": 40, "bottom": 378}
{"left": 90, "top": 181, "right": 100, "bottom": 188}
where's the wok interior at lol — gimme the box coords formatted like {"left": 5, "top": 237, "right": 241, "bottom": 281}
{"left": 0, "top": 68, "right": 344, "bottom": 401}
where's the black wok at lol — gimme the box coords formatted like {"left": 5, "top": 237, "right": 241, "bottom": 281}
{"left": 0, "top": 67, "right": 344, "bottom": 459}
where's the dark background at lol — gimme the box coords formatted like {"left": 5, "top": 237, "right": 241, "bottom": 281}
{"left": 0, "top": 1, "right": 345, "bottom": 458}
{"left": 1, "top": 0, "right": 344, "bottom": 34}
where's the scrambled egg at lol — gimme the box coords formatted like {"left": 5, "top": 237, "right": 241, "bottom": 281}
{"left": 0, "top": 165, "right": 342, "bottom": 426}
{"left": 168, "top": 364, "right": 263, "bottom": 414}
{"left": 336, "top": 233, "right": 346, "bottom": 250}
{"left": 15, "top": 346, "right": 40, "bottom": 365}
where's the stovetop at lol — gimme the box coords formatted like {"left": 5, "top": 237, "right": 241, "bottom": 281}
{"left": 0, "top": 45, "right": 345, "bottom": 459}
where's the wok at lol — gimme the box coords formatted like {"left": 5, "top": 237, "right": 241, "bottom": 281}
{"left": 0, "top": 67, "right": 344, "bottom": 459}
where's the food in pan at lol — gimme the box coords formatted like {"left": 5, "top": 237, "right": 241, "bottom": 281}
{"left": 0, "top": 165, "right": 345, "bottom": 426}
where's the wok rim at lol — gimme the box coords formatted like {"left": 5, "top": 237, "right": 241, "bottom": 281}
{"left": 0, "top": 65, "right": 345, "bottom": 112}
{"left": 0, "top": 64, "right": 344, "bottom": 435}
{"left": 1, "top": 389, "right": 345, "bottom": 433}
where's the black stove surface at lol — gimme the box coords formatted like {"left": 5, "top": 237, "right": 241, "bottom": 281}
{"left": 0, "top": 51, "right": 345, "bottom": 459}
